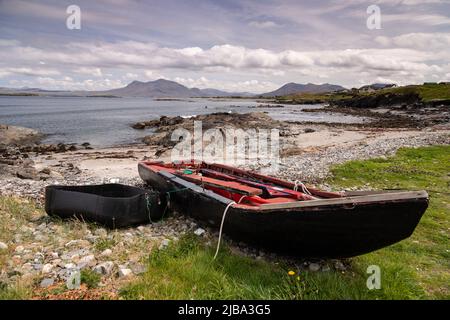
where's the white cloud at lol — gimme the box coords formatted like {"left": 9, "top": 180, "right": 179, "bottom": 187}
{"left": 376, "top": 33, "right": 450, "bottom": 50}
{"left": 32, "top": 77, "right": 124, "bottom": 91}
{"left": 0, "top": 67, "right": 60, "bottom": 78}
{"left": 73, "top": 67, "right": 103, "bottom": 77}
{"left": 248, "top": 20, "right": 281, "bottom": 29}
{"left": 382, "top": 13, "right": 450, "bottom": 26}
{"left": 173, "top": 76, "right": 278, "bottom": 93}
{"left": 0, "top": 33, "right": 448, "bottom": 90}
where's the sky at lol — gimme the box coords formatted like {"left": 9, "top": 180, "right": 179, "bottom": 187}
{"left": 0, "top": 0, "right": 449, "bottom": 93}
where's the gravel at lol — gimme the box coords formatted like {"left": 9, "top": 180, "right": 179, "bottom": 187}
{"left": 279, "top": 131, "right": 450, "bottom": 183}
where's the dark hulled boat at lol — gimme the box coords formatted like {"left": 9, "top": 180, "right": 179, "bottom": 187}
{"left": 138, "top": 161, "right": 428, "bottom": 258}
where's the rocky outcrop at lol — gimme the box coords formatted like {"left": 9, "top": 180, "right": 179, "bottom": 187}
{"left": 132, "top": 112, "right": 286, "bottom": 148}
{"left": 0, "top": 133, "right": 93, "bottom": 180}
{"left": 0, "top": 125, "right": 44, "bottom": 145}
{"left": 330, "top": 92, "right": 421, "bottom": 108}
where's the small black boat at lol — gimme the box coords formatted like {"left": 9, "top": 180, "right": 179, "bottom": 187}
{"left": 138, "top": 161, "right": 428, "bottom": 258}
{"left": 45, "top": 184, "right": 166, "bottom": 228}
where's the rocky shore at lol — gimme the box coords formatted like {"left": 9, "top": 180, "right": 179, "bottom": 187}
{"left": 1, "top": 111, "right": 449, "bottom": 298}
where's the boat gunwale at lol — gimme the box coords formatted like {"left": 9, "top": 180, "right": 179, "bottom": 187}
{"left": 138, "top": 162, "right": 429, "bottom": 211}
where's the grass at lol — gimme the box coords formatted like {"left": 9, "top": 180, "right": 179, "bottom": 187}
{"left": 80, "top": 269, "right": 101, "bottom": 289}
{"left": 329, "top": 145, "right": 450, "bottom": 299}
{"left": 385, "top": 83, "right": 450, "bottom": 102}
{"left": 274, "top": 83, "right": 450, "bottom": 104}
{"left": 121, "top": 145, "right": 449, "bottom": 300}
{"left": 120, "top": 234, "right": 388, "bottom": 300}
{"left": 94, "top": 238, "right": 116, "bottom": 251}
{"left": 1, "top": 146, "right": 448, "bottom": 300}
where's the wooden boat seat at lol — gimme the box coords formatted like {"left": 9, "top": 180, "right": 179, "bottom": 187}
{"left": 174, "top": 173, "right": 263, "bottom": 196}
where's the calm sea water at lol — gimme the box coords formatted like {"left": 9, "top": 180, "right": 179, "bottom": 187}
{"left": 0, "top": 96, "right": 363, "bottom": 147}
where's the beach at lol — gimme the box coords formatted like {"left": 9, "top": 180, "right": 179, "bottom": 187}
{"left": 1, "top": 104, "right": 449, "bottom": 298}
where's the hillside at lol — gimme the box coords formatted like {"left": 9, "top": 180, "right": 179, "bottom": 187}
{"left": 261, "top": 82, "right": 346, "bottom": 97}
{"left": 275, "top": 83, "right": 450, "bottom": 107}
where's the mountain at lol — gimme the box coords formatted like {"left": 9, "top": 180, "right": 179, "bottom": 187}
{"left": 104, "top": 79, "right": 198, "bottom": 97}
{"left": 103, "top": 79, "right": 252, "bottom": 97}
{"left": 261, "top": 82, "right": 346, "bottom": 97}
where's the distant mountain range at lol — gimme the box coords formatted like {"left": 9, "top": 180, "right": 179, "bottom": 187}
{"left": 0, "top": 79, "right": 354, "bottom": 98}
{"left": 102, "top": 79, "right": 252, "bottom": 97}
{"left": 260, "top": 82, "right": 346, "bottom": 97}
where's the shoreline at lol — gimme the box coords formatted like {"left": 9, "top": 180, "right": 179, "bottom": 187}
{"left": 0, "top": 117, "right": 449, "bottom": 298}
{"left": 1, "top": 120, "right": 449, "bottom": 197}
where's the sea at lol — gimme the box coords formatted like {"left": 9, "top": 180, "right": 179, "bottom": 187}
{"left": 0, "top": 96, "right": 364, "bottom": 147}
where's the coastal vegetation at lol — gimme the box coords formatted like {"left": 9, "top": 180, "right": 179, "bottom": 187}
{"left": 274, "top": 83, "right": 450, "bottom": 106}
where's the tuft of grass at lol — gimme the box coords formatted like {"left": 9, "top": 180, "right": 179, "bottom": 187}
{"left": 94, "top": 238, "right": 116, "bottom": 252}
{"left": 80, "top": 269, "right": 101, "bottom": 289}
{"left": 0, "top": 281, "right": 32, "bottom": 300}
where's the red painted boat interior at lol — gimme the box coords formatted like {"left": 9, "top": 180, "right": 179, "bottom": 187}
{"left": 141, "top": 161, "right": 343, "bottom": 208}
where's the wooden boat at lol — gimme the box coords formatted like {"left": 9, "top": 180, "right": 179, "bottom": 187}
{"left": 138, "top": 161, "right": 428, "bottom": 258}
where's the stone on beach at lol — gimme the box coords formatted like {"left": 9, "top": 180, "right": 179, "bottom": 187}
{"left": 40, "top": 278, "right": 54, "bottom": 288}
{"left": 194, "top": 228, "right": 206, "bottom": 236}
{"left": 118, "top": 268, "right": 133, "bottom": 278}
{"left": 100, "top": 249, "right": 113, "bottom": 257}
{"left": 94, "top": 262, "right": 115, "bottom": 276}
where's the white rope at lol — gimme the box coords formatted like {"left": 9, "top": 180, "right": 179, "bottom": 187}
{"left": 294, "top": 180, "right": 312, "bottom": 195}
{"left": 213, "top": 195, "right": 245, "bottom": 260}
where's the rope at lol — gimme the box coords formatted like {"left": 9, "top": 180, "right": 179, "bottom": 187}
{"left": 213, "top": 195, "right": 246, "bottom": 261}
{"left": 294, "top": 180, "right": 312, "bottom": 195}
{"left": 145, "top": 193, "right": 153, "bottom": 224}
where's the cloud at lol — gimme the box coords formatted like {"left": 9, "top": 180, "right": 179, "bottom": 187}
{"left": 73, "top": 67, "right": 103, "bottom": 77}
{"left": 27, "top": 76, "right": 124, "bottom": 91}
{"left": 376, "top": 33, "right": 450, "bottom": 50}
{"left": 0, "top": 67, "right": 60, "bottom": 78}
{"left": 173, "top": 76, "right": 278, "bottom": 93}
{"left": 1, "top": 40, "right": 438, "bottom": 74}
{"left": 248, "top": 20, "right": 281, "bottom": 29}
{"left": 382, "top": 13, "right": 450, "bottom": 26}
{"left": 0, "top": 36, "right": 447, "bottom": 89}
{"left": 0, "top": 0, "right": 449, "bottom": 91}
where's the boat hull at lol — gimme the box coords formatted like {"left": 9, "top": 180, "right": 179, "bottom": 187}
{"left": 138, "top": 163, "right": 428, "bottom": 258}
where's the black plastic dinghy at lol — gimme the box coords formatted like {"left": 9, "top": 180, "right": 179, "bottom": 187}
{"left": 45, "top": 184, "right": 167, "bottom": 228}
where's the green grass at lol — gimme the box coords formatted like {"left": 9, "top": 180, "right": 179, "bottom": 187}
{"left": 275, "top": 83, "right": 450, "bottom": 104}
{"left": 80, "top": 269, "right": 101, "bottom": 289}
{"left": 121, "top": 145, "right": 449, "bottom": 300}
{"left": 329, "top": 145, "right": 450, "bottom": 299}
{"left": 94, "top": 238, "right": 116, "bottom": 251}
{"left": 384, "top": 83, "right": 450, "bottom": 102}
{"left": 119, "top": 235, "right": 381, "bottom": 300}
